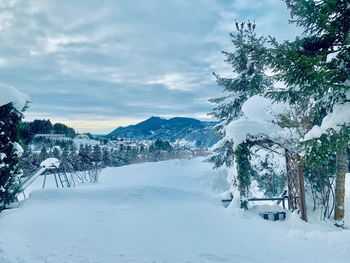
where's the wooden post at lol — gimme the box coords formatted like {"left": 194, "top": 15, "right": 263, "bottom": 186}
{"left": 296, "top": 154, "right": 307, "bottom": 222}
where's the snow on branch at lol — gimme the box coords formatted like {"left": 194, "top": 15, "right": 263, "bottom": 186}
{"left": 223, "top": 95, "right": 295, "bottom": 150}
{"left": 0, "top": 84, "right": 30, "bottom": 111}
{"left": 303, "top": 100, "right": 350, "bottom": 140}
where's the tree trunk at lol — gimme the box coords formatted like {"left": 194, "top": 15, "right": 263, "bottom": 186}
{"left": 285, "top": 149, "right": 295, "bottom": 210}
{"left": 334, "top": 139, "right": 347, "bottom": 227}
{"left": 296, "top": 154, "right": 307, "bottom": 222}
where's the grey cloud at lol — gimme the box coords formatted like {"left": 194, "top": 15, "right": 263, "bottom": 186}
{"left": 0, "top": 0, "right": 301, "bottom": 133}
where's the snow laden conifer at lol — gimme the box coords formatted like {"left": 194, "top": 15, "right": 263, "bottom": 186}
{"left": 266, "top": 0, "right": 350, "bottom": 226}
{"left": 208, "top": 22, "right": 272, "bottom": 208}
{"left": 0, "top": 86, "right": 29, "bottom": 211}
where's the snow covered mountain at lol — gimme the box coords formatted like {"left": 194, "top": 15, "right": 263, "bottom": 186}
{"left": 107, "top": 116, "right": 219, "bottom": 147}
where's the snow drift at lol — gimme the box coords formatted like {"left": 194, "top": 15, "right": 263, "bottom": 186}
{"left": 0, "top": 158, "right": 349, "bottom": 263}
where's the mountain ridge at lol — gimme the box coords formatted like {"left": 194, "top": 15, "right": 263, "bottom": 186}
{"left": 106, "top": 116, "right": 219, "bottom": 147}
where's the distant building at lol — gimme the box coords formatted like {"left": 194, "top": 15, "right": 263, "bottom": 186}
{"left": 34, "top": 134, "right": 71, "bottom": 142}
{"left": 74, "top": 134, "right": 90, "bottom": 140}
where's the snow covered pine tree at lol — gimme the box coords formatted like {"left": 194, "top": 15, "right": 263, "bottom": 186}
{"left": 266, "top": 0, "right": 350, "bottom": 227}
{"left": 208, "top": 22, "right": 272, "bottom": 209}
{"left": 0, "top": 85, "right": 29, "bottom": 211}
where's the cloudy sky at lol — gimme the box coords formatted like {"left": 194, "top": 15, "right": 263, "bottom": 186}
{"left": 0, "top": 0, "right": 300, "bottom": 134}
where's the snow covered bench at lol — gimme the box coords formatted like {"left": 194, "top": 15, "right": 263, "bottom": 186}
{"left": 221, "top": 194, "right": 288, "bottom": 209}
{"left": 248, "top": 196, "right": 289, "bottom": 209}
{"left": 221, "top": 192, "right": 288, "bottom": 221}
{"left": 259, "top": 211, "right": 286, "bottom": 221}
{"left": 249, "top": 197, "right": 288, "bottom": 221}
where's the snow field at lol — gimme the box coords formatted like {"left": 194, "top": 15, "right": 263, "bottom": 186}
{"left": 0, "top": 158, "right": 349, "bottom": 262}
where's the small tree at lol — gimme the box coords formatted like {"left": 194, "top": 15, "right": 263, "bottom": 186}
{"left": 207, "top": 22, "right": 272, "bottom": 207}
{"left": 39, "top": 146, "right": 49, "bottom": 162}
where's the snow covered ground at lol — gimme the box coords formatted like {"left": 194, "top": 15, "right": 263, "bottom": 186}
{"left": 0, "top": 158, "right": 349, "bottom": 263}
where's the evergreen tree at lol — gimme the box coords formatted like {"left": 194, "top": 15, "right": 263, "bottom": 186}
{"left": 52, "top": 123, "right": 76, "bottom": 137}
{"left": 52, "top": 147, "right": 61, "bottom": 159}
{"left": 60, "top": 146, "right": 71, "bottom": 173}
{"left": 39, "top": 146, "right": 49, "bottom": 162}
{"left": 78, "top": 144, "right": 93, "bottom": 171}
{"left": 66, "top": 145, "right": 79, "bottom": 172}
{"left": 102, "top": 148, "right": 111, "bottom": 167}
{"left": 266, "top": 0, "right": 350, "bottom": 226}
{"left": 0, "top": 103, "right": 25, "bottom": 210}
{"left": 207, "top": 22, "right": 272, "bottom": 206}
{"left": 92, "top": 144, "right": 102, "bottom": 163}
{"left": 19, "top": 146, "right": 38, "bottom": 178}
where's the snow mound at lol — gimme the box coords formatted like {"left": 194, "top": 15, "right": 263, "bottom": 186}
{"left": 242, "top": 95, "right": 289, "bottom": 122}
{"left": 0, "top": 84, "right": 30, "bottom": 111}
{"left": 40, "top": 158, "right": 60, "bottom": 168}
{"left": 222, "top": 95, "right": 292, "bottom": 149}
{"left": 250, "top": 204, "right": 285, "bottom": 214}
{"left": 225, "top": 118, "right": 281, "bottom": 147}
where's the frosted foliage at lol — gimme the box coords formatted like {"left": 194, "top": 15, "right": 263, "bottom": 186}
{"left": 12, "top": 142, "right": 23, "bottom": 157}
{"left": 321, "top": 102, "right": 350, "bottom": 131}
{"left": 304, "top": 101, "right": 350, "bottom": 140}
{"left": 326, "top": 51, "right": 340, "bottom": 63}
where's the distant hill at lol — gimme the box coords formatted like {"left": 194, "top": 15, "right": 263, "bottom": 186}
{"left": 106, "top": 116, "right": 219, "bottom": 147}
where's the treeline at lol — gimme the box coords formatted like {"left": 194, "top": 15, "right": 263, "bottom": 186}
{"left": 20, "top": 119, "right": 76, "bottom": 144}
{"left": 20, "top": 139, "right": 198, "bottom": 178}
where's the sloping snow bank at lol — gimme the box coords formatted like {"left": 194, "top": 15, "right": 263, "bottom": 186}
{"left": 0, "top": 159, "right": 349, "bottom": 263}
{"left": 0, "top": 84, "right": 30, "bottom": 111}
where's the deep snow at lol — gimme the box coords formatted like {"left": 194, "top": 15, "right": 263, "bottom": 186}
{"left": 0, "top": 158, "right": 349, "bottom": 263}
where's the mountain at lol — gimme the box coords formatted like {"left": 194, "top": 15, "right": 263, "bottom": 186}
{"left": 106, "top": 116, "right": 219, "bottom": 147}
